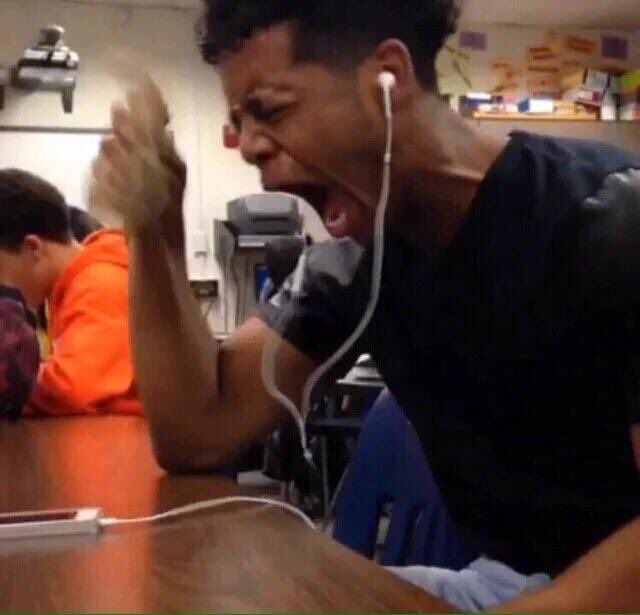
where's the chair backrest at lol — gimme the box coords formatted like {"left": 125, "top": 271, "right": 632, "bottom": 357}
{"left": 333, "top": 390, "right": 473, "bottom": 568}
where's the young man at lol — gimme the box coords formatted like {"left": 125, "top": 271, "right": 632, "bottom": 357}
{"left": 92, "top": 0, "right": 640, "bottom": 609}
{"left": 0, "top": 169, "right": 141, "bottom": 416}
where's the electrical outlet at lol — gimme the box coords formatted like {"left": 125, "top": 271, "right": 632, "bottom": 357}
{"left": 190, "top": 280, "right": 219, "bottom": 299}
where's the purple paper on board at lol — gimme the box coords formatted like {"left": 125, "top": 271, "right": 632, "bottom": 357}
{"left": 460, "top": 31, "right": 487, "bottom": 51}
{"left": 602, "top": 35, "right": 628, "bottom": 60}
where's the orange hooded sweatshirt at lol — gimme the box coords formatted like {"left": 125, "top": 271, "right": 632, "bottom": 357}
{"left": 29, "top": 229, "right": 142, "bottom": 416}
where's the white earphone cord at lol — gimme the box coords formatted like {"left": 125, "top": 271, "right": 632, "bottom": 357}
{"left": 101, "top": 79, "right": 393, "bottom": 534}
{"left": 100, "top": 496, "right": 315, "bottom": 530}
{"left": 261, "top": 76, "right": 394, "bottom": 464}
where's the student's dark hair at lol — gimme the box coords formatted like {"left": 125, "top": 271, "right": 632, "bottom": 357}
{"left": 69, "top": 206, "right": 103, "bottom": 242}
{"left": 198, "top": 0, "right": 460, "bottom": 91}
{"left": 0, "top": 169, "right": 72, "bottom": 250}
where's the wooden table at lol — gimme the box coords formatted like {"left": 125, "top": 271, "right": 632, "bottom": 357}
{"left": 0, "top": 417, "right": 452, "bottom": 612}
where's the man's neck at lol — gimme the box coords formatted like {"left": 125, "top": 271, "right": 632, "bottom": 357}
{"left": 393, "top": 97, "right": 508, "bottom": 253}
{"left": 48, "top": 241, "right": 83, "bottom": 282}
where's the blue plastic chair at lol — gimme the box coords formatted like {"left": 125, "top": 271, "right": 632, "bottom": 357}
{"left": 333, "top": 389, "right": 475, "bottom": 569}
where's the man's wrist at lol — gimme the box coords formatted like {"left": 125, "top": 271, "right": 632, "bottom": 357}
{"left": 129, "top": 224, "right": 188, "bottom": 276}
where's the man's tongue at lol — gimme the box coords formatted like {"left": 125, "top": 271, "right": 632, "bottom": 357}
{"left": 323, "top": 192, "right": 351, "bottom": 238}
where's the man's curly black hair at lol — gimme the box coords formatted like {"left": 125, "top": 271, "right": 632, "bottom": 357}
{"left": 198, "top": 0, "right": 461, "bottom": 91}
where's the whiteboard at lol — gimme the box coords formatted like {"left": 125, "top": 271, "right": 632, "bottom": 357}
{"left": 0, "top": 129, "right": 107, "bottom": 210}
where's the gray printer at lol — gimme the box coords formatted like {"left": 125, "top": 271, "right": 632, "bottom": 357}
{"left": 227, "top": 193, "right": 302, "bottom": 237}
{"left": 215, "top": 192, "right": 303, "bottom": 258}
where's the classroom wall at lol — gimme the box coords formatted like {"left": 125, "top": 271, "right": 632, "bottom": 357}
{"left": 444, "top": 24, "right": 640, "bottom": 151}
{"left": 439, "top": 23, "right": 640, "bottom": 97}
{"left": 0, "top": 1, "right": 638, "bottom": 331}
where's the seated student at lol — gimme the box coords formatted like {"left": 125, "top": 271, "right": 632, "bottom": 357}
{"left": 0, "top": 168, "right": 141, "bottom": 416}
{"left": 0, "top": 284, "right": 39, "bottom": 419}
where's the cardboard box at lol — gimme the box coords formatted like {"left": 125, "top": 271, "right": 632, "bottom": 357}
{"left": 526, "top": 70, "right": 560, "bottom": 97}
{"left": 559, "top": 65, "right": 587, "bottom": 92}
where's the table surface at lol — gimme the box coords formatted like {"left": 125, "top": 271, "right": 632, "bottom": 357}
{"left": 0, "top": 416, "right": 452, "bottom": 613}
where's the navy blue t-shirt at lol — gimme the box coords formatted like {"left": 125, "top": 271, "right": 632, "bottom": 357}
{"left": 259, "top": 132, "right": 640, "bottom": 575}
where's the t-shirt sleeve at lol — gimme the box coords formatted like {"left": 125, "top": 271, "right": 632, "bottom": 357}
{"left": 256, "top": 238, "right": 369, "bottom": 363}
{"left": 0, "top": 286, "right": 40, "bottom": 419}
{"left": 568, "top": 167, "right": 640, "bottom": 425}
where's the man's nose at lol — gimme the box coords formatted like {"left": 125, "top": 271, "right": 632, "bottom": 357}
{"left": 239, "top": 119, "right": 277, "bottom": 168}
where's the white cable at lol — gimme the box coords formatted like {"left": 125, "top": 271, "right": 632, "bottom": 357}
{"left": 261, "top": 250, "right": 313, "bottom": 463}
{"left": 99, "top": 496, "right": 316, "bottom": 531}
{"left": 301, "top": 82, "right": 394, "bottom": 420}
{"left": 260, "top": 79, "right": 394, "bottom": 467}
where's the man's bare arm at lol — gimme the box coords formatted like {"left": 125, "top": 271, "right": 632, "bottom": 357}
{"left": 130, "top": 228, "right": 314, "bottom": 471}
{"left": 92, "top": 74, "right": 315, "bottom": 471}
{"left": 499, "top": 519, "right": 640, "bottom": 612}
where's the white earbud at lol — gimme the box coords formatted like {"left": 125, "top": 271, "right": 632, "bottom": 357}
{"left": 377, "top": 71, "right": 395, "bottom": 128}
{"left": 377, "top": 71, "right": 396, "bottom": 93}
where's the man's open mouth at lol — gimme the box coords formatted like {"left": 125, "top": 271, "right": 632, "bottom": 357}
{"left": 266, "top": 183, "right": 354, "bottom": 239}
{"left": 271, "top": 183, "right": 329, "bottom": 218}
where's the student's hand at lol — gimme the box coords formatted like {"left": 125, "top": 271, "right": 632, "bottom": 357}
{"left": 90, "top": 71, "right": 187, "bottom": 255}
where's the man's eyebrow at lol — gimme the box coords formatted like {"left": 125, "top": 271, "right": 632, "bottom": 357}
{"left": 228, "top": 85, "right": 294, "bottom": 126}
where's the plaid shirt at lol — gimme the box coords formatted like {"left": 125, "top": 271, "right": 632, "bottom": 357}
{"left": 0, "top": 287, "right": 40, "bottom": 419}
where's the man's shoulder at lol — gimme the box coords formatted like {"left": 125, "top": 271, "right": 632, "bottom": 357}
{"left": 520, "top": 134, "right": 640, "bottom": 304}
{"left": 473, "top": 133, "right": 640, "bottom": 310}
{"left": 513, "top": 131, "right": 640, "bottom": 203}
{"left": 501, "top": 132, "right": 640, "bottom": 245}
{"left": 515, "top": 130, "right": 640, "bottom": 168}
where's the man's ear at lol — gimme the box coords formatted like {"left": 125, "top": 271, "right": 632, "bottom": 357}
{"left": 356, "top": 39, "right": 419, "bottom": 133}
{"left": 363, "top": 39, "right": 418, "bottom": 111}
{"left": 22, "top": 235, "right": 43, "bottom": 260}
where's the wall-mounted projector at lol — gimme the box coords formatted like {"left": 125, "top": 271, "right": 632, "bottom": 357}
{"left": 12, "top": 25, "right": 79, "bottom": 113}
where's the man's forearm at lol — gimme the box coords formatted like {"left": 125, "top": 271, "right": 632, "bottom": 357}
{"left": 499, "top": 519, "right": 640, "bottom": 612}
{"left": 129, "top": 229, "right": 222, "bottom": 469}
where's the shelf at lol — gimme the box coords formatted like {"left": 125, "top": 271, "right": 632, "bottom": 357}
{"left": 472, "top": 111, "right": 599, "bottom": 122}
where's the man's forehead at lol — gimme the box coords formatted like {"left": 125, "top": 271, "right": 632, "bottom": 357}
{"left": 219, "top": 24, "right": 296, "bottom": 102}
